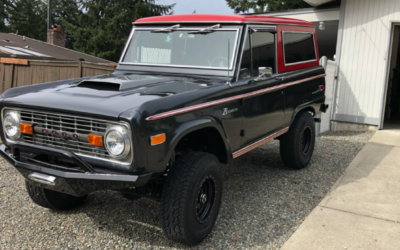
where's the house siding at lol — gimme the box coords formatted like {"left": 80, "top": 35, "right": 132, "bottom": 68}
{"left": 333, "top": 0, "right": 400, "bottom": 126}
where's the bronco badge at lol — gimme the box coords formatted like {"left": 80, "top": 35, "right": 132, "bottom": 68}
{"left": 222, "top": 108, "right": 238, "bottom": 115}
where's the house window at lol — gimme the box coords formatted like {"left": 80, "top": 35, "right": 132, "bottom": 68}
{"left": 283, "top": 32, "right": 316, "bottom": 65}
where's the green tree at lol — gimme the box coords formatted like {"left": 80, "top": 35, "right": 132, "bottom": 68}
{"left": 1, "top": 0, "right": 15, "bottom": 33}
{"left": 46, "top": 0, "right": 81, "bottom": 48}
{"left": 226, "top": 0, "right": 311, "bottom": 14}
{"left": 63, "top": 0, "right": 174, "bottom": 62}
{"left": 8, "top": 0, "right": 47, "bottom": 40}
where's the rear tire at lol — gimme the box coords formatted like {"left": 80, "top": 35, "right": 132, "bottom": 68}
{"left": 280, "top": 111, "right": 316, "bottom": 169}
{"left": 25, "top": 181, "right": 87, "bottom": 210}
{"left": 160, "top": 151, "right": 223, "bottom": 245}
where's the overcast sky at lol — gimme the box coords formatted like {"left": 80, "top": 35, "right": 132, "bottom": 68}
{"left": 157, "top": 0, "right": 235, "bottom": 14}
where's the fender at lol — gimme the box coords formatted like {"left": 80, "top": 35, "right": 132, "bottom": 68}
{"left": 167, "top": 117, "right": 231, "bottom": 161}
{"left": 291, "top": 96, "right": 325, "bottom": 123}
{"left": 145, "top": 117, "right": 231, "bottom": 173}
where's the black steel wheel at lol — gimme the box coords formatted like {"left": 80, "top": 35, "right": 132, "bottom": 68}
{"left": 25, "top": 180, "right": 87, "bottom": 210}
{"left": 300, "top": 126, "right": 312, "bottom": 155}
{"left": 160, "top": 151, "right": 222, "bottom": 245}
{"left": 196, "top": 176, "right": 216, "bottom": 223}
{"left": 280, "top": 111, "right": 316, "bottom": 169}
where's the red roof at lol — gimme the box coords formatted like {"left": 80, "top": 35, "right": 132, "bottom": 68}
{"left": 134, "top": 14, "right": 313, "bottom": 26}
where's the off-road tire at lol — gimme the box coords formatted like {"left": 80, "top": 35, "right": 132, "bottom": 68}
{"left": 160, "top": 151, "right": 223, "bottom": 245}
{"left": 280, "top": 111, "right": 315, "bottom": 169}
{"left": 25, "top": 181, "right": 87, "bottom": 210}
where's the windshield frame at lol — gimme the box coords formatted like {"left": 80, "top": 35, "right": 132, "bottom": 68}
{"left": 118, "top": 26, "right": 242, "bottom": 71}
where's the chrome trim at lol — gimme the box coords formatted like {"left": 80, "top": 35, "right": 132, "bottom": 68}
{"left": 282, "top": 31, "right": 318, "bottom": 66}
{"left": 104, "top": 125, "right": 132, "bottom": 159}
{"left": 232, "top": 127, "right": 289, "bottom": 158}
{"left": 119, "top": 27, "right": 241, "bottom": 70}
{"left": 1, "top": 107, "right": 134, "bottom": 165}
{"left": 3, "top": 110, "right": 21, "bottom": 141}
{"left": 118, "top": 28, "right": 135, "bottom": 64}
{"left": 236, "top": 24, "right": 249, "bottom": 81}
{"left": 146, "top": 73, "right": 326, "bottom": 121}
{"left": 28, "top": 172, "right": 56, "bottom": 186}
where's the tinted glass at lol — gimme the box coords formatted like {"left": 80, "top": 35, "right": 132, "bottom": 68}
{"left": 238, "top": 31, "right": 276, "bottom": 80}
{"left": 123, "top": 30, "right": 237, "bottom": 68}
{"left": 251, "top": 32, "right": 275, "bottom": 77}
{"left": 283, "top": 32, "right": 316, "bottom": 64}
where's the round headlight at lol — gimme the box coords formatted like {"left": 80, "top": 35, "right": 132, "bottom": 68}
{"left": 104, "top": 126, "right": 131, "bottom": 158}
{"left": 3, "top": 111, "right": 21, "bottom": 140}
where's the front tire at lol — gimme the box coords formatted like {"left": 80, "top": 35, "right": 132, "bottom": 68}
{"left": 25, "top": 181, "right": 87, "bottom": 210}
{"left": 280, "top": 111, "right": 316, "bottom": 169}
{"left": 160, "top": 152, "right": 223, "bottom": 245}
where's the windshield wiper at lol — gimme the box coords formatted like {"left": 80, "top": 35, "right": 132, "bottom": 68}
{"left": 151, "top": 24, "right": 181, "bottom": 33}
{"left": 188, "top": 24, "right": 221, "bottom": 34}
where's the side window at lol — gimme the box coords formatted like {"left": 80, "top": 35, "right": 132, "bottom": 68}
{"left": 283, "top": 32, "right": 316, "bottom": 65}
{"left": 239, "top": 30, "right": 276, "bottom": 80}
{"left": 251, "top": 32, "right": 276, "bottom": 77}
{"left": 238, "top": 31, "right": 251, "bottom": 80}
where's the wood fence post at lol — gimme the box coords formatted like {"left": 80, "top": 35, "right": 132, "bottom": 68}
{"left": 78, "top": 60, "right": 82, "bottom": 77}
{"left": 10, "top": 64, "right": 15, "bottom": 89}
{"left": 0, "top": 63, "right": 4, "bottom": 93}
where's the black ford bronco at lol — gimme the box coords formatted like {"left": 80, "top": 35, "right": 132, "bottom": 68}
{"left": 0, "top": 14, "right": 328, "bottom": 245}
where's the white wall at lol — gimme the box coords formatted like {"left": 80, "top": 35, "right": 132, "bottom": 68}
{"left": 258, "top": 8, "right": 340, "bottom": 22}
{"left": 333, "top": 0, "right": 400, "bottom": 126}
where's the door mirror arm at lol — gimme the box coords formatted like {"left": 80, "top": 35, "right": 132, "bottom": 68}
{"left": 254, "top": 67, "right": 273, "bottom": 81}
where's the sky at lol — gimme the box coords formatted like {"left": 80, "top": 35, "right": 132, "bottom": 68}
{"left": 157, "top": 0, "right": 235, "bottom": 15}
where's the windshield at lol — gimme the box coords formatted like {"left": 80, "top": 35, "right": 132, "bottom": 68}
{"left": 122, "top": 29, "right": 238, "bottom": 69}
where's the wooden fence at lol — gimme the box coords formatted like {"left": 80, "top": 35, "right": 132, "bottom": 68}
{"left": 0, "top": 58, "right": 117, "bottom": 93}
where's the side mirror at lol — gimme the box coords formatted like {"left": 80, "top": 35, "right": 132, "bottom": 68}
{"left": 255, "top": 67, "right": 273, "bottom": 81}
{"left": 319, "top": 56, "right": 328, "bottom": 70}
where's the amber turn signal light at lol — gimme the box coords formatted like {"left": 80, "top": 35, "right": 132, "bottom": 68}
{"left": 20, "top": 123, "right": 33, "bottom": 134}
{"left": 88, "top": 134, "right": 103, "bottom": 146}
{"left": 151, "top": 133, "right": 166, "bottom": 145}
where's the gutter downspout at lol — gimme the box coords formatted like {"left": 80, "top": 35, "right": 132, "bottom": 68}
{"left": 330, "top": 0, "right": 346, "bottom": 131}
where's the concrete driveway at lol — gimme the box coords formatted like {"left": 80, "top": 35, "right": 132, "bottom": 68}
{"left": 280, "top": 129, "right": 400, "bottom": 250}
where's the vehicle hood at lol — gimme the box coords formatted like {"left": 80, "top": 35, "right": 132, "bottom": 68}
{"left": 1, "top": 73, "right": 219, "bottom": 119}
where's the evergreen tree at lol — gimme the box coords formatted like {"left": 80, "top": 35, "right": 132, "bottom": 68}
{"left": 1, "top": 0, "right": 15, "bottom": 33}
{"left": 226, "top": 0, "right": 311, "bottom": 14}
{"left": 63, "top": 0, "right": 174, "bottom": 62}
{"left": 8, "top": 0, "right": 47, "bottom": 40}
{"left": 46, "top": 0, "right": 81, "bottom": 48}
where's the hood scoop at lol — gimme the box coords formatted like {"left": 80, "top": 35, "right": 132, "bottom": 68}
{"left": 78, "top": 81, "right": 121, "bottom": 91}
{"left": 76, "top": 75, "right": 173, "bottom": 91}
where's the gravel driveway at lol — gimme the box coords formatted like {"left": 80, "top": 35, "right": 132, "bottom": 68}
{"left": 0, "top": 131, "right": 374, "bottom": 249}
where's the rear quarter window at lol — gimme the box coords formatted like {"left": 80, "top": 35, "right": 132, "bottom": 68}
{"left": 283, "top": 32, "right": 316, "bottom": 65}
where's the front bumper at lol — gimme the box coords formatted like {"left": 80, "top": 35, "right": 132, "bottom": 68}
{"left": 0, "top": 143, "right": 151, "bottom": 196}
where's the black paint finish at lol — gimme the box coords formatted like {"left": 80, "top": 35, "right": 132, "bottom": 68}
{"left": 0, "top": 23, "right": 326, "bottom": 196}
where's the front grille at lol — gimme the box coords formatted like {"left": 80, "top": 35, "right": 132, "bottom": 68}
{"left": 20, "top": 110, "right": 112, "bottom": 159}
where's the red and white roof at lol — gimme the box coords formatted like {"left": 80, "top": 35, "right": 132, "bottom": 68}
{"left": 134, "top": 14, "right": 314, "bottom": 27}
